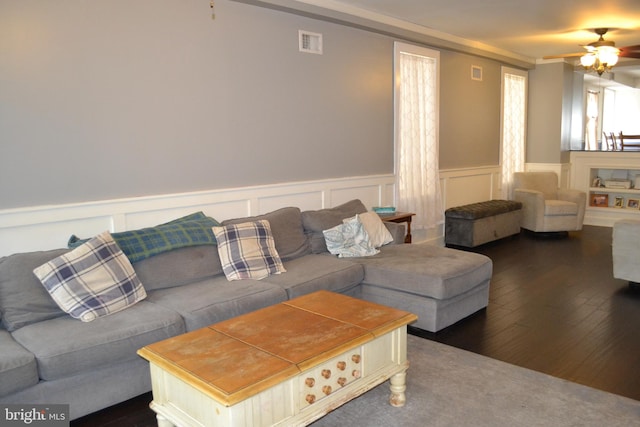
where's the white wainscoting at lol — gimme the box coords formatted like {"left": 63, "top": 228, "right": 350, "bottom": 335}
{"left": 439, "top": 166, "right": 502, "bottom": 209}
{"left": 0, "top": 166, "right": 504, "bottom": 257}
{"left": 0, "top": 175, "right": 397, "bottom": 257}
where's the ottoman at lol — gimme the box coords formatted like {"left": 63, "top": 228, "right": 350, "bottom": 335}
{"left": 445, "top": 200, "right": 522, "bottom": 247}
{"left": 353, "top": 244, "right": 493, "bottom": 332}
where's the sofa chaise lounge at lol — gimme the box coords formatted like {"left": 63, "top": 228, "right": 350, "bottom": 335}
{"left": 0, "top": 199, "right": 492, "bottom": 420}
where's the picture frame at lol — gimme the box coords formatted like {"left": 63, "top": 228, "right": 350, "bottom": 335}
{"left": 627, "top": 198, "right": 639, "bottom": 209}
{"left": 589, "top": 194, "right": 609, "bottom": 207}
{"left": 615, "top": 196, "right": 624, "bottom": 208}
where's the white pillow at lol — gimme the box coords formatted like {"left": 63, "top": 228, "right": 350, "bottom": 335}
{"left": 33, "top": 231, "right": 146, "bottom": 322}
{"left": 323, "top": 216, "right": 379, "bottom": 258}
{"left": 344, "top": 212, "right": 393, "bottom": 248}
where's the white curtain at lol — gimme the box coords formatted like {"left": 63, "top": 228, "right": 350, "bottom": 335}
{"left": 396, "top": 51, "right": 443, "bottom": 230}
{"left": 585, "top": 91, "right": 599, "bottom": 150}
{"left": 501, "top": 70, "right": 527, "bottom": 199}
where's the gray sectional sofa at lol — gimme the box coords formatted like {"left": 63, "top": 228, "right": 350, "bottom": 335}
{"left": 0, "top": 199, "right": 492, "bottom": 420}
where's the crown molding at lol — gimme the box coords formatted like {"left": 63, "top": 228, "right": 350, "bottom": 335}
{"left": 231, "top": 0, "right": 536, "bottom": 69}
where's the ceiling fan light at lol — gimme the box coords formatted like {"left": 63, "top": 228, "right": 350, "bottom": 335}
{"left": 597, "top": 46, "right": 620, "bottom": 65}
{"left": 580, "top": 54, "right": 596, "bottom": 67}
{"left": 603, "top": 53, "right": 619, "bottom": 66}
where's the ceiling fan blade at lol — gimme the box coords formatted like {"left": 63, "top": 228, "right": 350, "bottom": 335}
{"left": 620, "top": 44, "right": 640, "bottom": 51}
{"left": 543, "top": 52, "right": 585, "bottom": 59}
{"left": 619, "top": 52, "right": 640, "bottom": 59}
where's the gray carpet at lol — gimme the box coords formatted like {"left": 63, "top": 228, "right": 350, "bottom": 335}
{"left": 311, "top": 335, "right": 640, "bottom": 426}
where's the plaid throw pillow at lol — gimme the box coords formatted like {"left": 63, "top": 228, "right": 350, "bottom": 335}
{"left": 33, "top": 231, "right": 146, "bottom": 322}
{"left": 212, "top": 220, "right": 286, "bottom": 281}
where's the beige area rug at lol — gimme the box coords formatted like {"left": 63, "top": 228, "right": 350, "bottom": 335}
{"left": 311, "top": 335, "right": 640, "bottom": 426}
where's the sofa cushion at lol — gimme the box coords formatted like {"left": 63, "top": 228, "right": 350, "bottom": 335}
{"left": 0, "top": 249, "right": 69, "bottom": 332}
{"left": 0, "top": 330, "right": 38, "bottom": 397}
{"left": 145, "top": 278, "right": 288, "bottom": 331}
{"left": 323, "top": 216, "right": 379, "bottom": 258}
{"left": 11, "top": 301, "right": 184, "bottom": 381}
{"left": 133, "top": 245, "right": 223, "bottom": 291}
{"left": 33, "top": 231, "right": 147, "bottom": 322}
{"left": 301, "top": 199, "right": 368, "bottom": 253}
{"left": 213, "top": 220, "right": 286, "bottom": 281}
{"left": 262, "top": 254, "right": 364, "bottom": 298}
{"left": 356, "top": 244, "right": 493, "bottom": 300}
{"left": 222, "top": 207, "right": 310, "bottom": 261}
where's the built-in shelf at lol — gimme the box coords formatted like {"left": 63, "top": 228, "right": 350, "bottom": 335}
{"left": 570, "top": 151, "right": 640, "bottom": 227}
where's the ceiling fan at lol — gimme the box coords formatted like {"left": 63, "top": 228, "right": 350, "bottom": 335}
{"left": 543, "top": 28, "right": 640, "bottom": 75}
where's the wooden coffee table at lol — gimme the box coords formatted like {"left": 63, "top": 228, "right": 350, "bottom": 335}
{"left": 137, "top": 290, "right": 417, "bottom": 427}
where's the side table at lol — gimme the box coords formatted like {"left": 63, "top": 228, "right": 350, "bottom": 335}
{"left": 379, "top": 212, "right": 415, "bottom": 243}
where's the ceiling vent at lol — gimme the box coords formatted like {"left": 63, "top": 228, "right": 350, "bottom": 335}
{"left": 299, "top": 30, "right": 323, "bottom": 54}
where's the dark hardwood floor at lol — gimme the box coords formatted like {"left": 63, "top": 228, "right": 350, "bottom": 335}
{"left": 72, "top": 225, "right": 640, "bottom": 426}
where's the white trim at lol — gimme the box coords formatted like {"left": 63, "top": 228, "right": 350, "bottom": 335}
{"left": 0, "top": 175, "right": 395, "bottom": 257}
{"left": 0, "top": 165, "right": 506, "bottom": 256}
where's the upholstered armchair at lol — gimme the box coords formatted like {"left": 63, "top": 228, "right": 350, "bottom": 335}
{"left": 512, "top": 172, "right": 586, "bottom": 233}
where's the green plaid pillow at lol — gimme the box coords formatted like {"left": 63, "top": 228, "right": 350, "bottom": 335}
{"left": 212, "top": 220, "right": 286, "bottom": 281}
{"left": 34, "top": 231, "right": 146, "bottom": 322}
{"left": 68, "top": 212, "right": 220, "bottom": 263}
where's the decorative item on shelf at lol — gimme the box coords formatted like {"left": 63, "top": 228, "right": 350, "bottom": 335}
{"left": 372, "top": 206, "right": 396, "bottom": 215}
{"left": 627, "top": 199, "right": 639, "bottom": 209}
{"left": 592, "top": 177, "right": 603, "bottom": 187}
{"left": 590, "top": 194, "right": 609, "bottom": 207}
{"left": 605, "top": 179, "right": 632, "bottom": 189}
{"left": 614, "top": 196, "right": 624, "bottom": 208}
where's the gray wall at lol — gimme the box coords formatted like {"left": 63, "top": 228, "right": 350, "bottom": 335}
{"left": 440, "top": 51, "right": 502, "bottom": 169}
{"left": 527, "top": 61, "right": 578, "bottom": 164}
{"left": 1, "top": 0, "right": 511, "bottom": 209}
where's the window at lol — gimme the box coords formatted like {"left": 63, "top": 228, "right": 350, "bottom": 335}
{"left": 584, "top": 90, "right": 599, "bottom": 150}
{"left": 500, "top": 67, "right": 527, "bottom": 199}
{"left": 393, "top": 42, "right": 442, "bottom": 231}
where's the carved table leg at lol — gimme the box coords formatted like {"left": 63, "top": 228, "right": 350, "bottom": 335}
{"left": 389, "top": 370, "right": 407, "bottom": 407}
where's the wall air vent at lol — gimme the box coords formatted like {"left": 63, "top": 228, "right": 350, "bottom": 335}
{"left": 299, "top": 30, "right": 323, "bottom": 54}
{"left": 471, "top": 65, "right": 483, "bottom": 81}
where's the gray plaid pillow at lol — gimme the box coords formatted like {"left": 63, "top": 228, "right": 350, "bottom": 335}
{"left": 212, "top": 220, "right": 286, "bottom": 281}
{"left": 33, "top": 231, "right": 146, "bottom": 322}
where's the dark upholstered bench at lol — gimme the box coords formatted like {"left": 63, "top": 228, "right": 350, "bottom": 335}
{"left": 445, "top": 200, "right": 522, "bottom": 247}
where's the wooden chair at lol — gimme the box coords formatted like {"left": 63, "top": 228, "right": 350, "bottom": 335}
{"left": 618, "top": 132, "right": 640, "bottom": 151}
{"left": 603, "top": 132, "right": 616, "bottom": 151}
{"left": 610, "top": 132, "right": 619, "bottom": 151}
